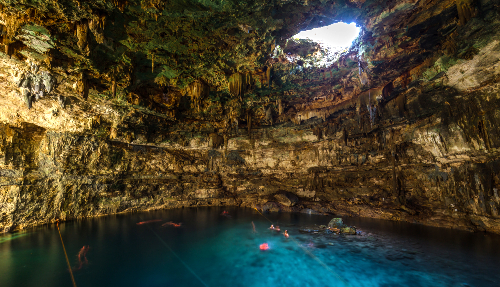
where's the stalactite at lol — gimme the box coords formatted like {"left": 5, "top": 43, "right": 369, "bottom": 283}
{"left": 356, "top": 101, "right": 361, "bottom": 128}
{"left": 151, "top": 54, "right": 154, "bottom": 73}
{"left": 2, "top": 11, "right": 25, "bottom": 41}
{"left": 22, "top": 88, "right": 31, "bottom": 109}
{"left": 390, "top": 130, "right": 399, "bottom": 199}
{"left": 278, "top": 99, "right": 283, "bottom": 115}
{"left": 88, "top": 15, "right": 106, "bottom": 44}
{"left": 445, "top": 101, "right": 453, "bottom": 117}
{"left": 185, "top": 81, "right": 209, "bottom": 112}
{"left": 112, "top": 0, "right": 128, "bottom": 12}
{"left": 142, "top": 0, "right": 163, "bottom": 10}
{"left": 341, "top": 128, "right": 347, "bottom": 146}
{"left": 223, "top": 134, "right": 229, "bottom": 160}
{"left": 112, "top": 80, "right": 117, "bottom": 98}
{"left": 478, "top": 119, "right": 491, "bottom": 150}
{"left": 4, "top": 42, "right": 10, "bottom": 55}
{"left": 247, "top": 110, "right": 252, "bottom": 136}
{"left": 228, "top": 73, "right": 252, "bottom": 96}
{"left": 456, "top": 0, "right": 476, "bottom": 26}
{"left": 77, "top": 72, "right": 89, "bottom": 99}
{"left": 58, "top": 95, "right": 66, "bottom": 109}
{"left": 313, "top": 126, "right": 322, "bottom": 141}
{"left": 367, "top": 104, "right": 376, "bottom": 126}
{"left": 3, "top": 39, "right": 24, "bottom": 57}
{"left": 265, "top": 105, "right": 273, "bottom": 125}
{"left": 264, "top": 66, "right": 271, "bottom": 87}
{"left": 76, "top": 20, "right": 89, "bottom": 55}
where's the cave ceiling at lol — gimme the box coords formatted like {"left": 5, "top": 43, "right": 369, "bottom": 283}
{"left": 0, "top": 0, "right": 496, "bottom": 138}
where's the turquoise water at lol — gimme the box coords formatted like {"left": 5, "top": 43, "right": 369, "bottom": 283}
{"left": 1, "top": 207, "right": 499, "bottom": 287}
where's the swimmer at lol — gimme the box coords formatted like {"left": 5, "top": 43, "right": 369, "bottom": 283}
{"left": 275, "top": 226, "right": 281, "bottom": 232}
{"left": 259, "top": 243, "right": 269, "bottom": 250}
{"left": 136, "top": 219, "right": 162, "bottom": 225}
{"left": 269, "top": 224, "right": 275, "bottom": 230}
{"left": 74, "top": 245, "right": 89, "bottom": 270}
{"left": 307, "top": 240, "right": 314, "bottom": 248}
{"left": 283, "top": 230, "right": 289, "bottom": 238}
{"left": 162, "top": 221, "right": 182, "bottom": 227}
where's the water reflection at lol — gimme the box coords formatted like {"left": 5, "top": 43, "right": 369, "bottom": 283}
{"left": 0, "top": 208, "right": 499, "bottom": 287}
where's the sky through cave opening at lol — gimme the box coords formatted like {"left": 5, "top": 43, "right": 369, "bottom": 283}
{"left": 281, "top": 22, "right": 361, "bottom": 67}
{"left": 294, "top": 22, "right": 360, "bottom": 52}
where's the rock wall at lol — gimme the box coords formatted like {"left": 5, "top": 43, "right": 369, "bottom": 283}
{"left": 2, "top": 78, "right": 500, "bottom": 234}
{"left": 0, "top": 0, "right": 500, "bottom": 235}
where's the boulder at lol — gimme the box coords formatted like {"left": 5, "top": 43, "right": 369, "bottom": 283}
{"left": 340, "top": 226, "right": 357, "bottom": 235}
{"left": 262, "top": 201, "right": 281, "bottom": 212}
{"left": 274, "top": 192, "right": 298, "bottom": 207}
{"left": 328, "top": 217, "right": 345, "bottom": 228}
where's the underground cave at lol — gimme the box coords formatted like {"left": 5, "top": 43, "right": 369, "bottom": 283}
{"left": 1, "top": 0, "right": 500, "bottom": 286}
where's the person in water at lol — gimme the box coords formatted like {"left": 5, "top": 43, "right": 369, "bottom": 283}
{"left": 275, "top": 226, "right": 281, "bottom": 232}
{"left": 162, "top": 221, "right": 182, "bottom": 227}
{"left": 269, "top": 224, "right": 274, "bottom": 230}
{"left": 221, "top": 210, "right": 231, "bottom": 218}
{"left": 284, "top": 230, "right": 289, "bottom": 238}
{"left": 74, "top": 245, "right": 89, "bottom": 270}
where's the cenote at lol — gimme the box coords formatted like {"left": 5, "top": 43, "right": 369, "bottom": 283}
{"left": 2, "top": 1, "right": 500, "bottom": 287}
{"left": 1, "top": 207, "right": 499, "bottom": 287}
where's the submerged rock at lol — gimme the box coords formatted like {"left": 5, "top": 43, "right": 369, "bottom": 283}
{"left": 327, "top": 218, "right": 357, "bottom": 234}
{"left": 341, "top": 227, "right": 357, "bottom": 235}
{"left": 299, "top": 225, "right": 322, "bottom": 233}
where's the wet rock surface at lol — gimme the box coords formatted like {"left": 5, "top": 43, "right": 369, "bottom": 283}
{"left": 299, "top": 218, "right": 357, "bottom": 235}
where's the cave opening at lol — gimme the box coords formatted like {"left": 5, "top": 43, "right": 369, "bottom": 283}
{"left": 293, "top": 22, "right": 360, "bottom": 53}
{"left": 279, "top": 22, "right": 361, "bottom": 67}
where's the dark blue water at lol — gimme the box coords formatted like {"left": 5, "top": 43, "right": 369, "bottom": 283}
{"left": 1, "top": 207, "right": 499, "bottom": 287}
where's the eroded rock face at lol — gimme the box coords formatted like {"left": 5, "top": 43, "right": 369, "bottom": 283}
{"left": 0, "top": 0, "right": 500, "bottom": 234}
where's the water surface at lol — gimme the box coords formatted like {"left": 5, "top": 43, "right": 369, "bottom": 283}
{"left": 0, "top": 207, "right": 498, "bottom": 287}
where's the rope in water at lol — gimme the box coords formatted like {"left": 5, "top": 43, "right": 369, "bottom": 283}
{"left": 142, "top": 220, "right": 209, "bottom": 287}
{"left": 253, "top": 207, "right": 352, "bottom": 287}
{"left": 56, "top": 221, "right": 77, "bottom": 287}
{"left": 253, "top": 207, "right": 273, "bottom": 224}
